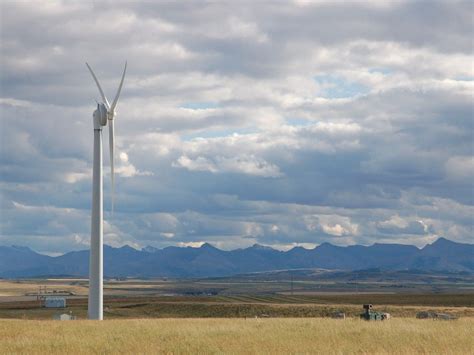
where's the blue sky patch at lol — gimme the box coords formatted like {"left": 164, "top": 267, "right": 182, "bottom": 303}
{"left": 368, "top": 67, "right": 393, "bottom": 75}
{"left": 285, "top": 118, "right": 312, "bottom": 127}
{"left": 180, "top": 102, "right": 219, "bottom": 110}
{"left": 314, "top": 74, "right": 369, "bottom": 99}
{"left": 454, "top": 76, "right": 474, "bottom": 81}
{"left": 182, "top": 128, "right": 257, "bottom": 141}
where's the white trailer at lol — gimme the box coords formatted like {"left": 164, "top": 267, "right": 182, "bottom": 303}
{"left": 44, "top": 297, "right": 66, "bottom": 308}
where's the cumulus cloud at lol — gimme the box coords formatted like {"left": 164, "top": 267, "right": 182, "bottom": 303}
{"left": 0, "top": 1, "right": 472, "bottom": 253}
{"left": 376, "top": 215, "right": 430, "bottom": 235}
{"left": 174, "top": 154, "right": 283, "bottom": 178}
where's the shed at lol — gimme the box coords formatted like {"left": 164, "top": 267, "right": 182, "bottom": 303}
{"left": 45, "top": 297, "right": 66, "bottom": 308}
{"left": 53, "top": 313, "right": 76, "bottom": 321}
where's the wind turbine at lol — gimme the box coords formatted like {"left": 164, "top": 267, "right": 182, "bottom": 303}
{"left": 86, "top": 61, "right": 127, "bottom": 320}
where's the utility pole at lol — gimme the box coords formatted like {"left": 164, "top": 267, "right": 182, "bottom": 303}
{"left": 290, "top": 273, "right": 294, "bottom": 296}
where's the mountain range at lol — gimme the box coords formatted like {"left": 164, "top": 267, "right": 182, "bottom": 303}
{"left": 0, "top": 237, "right": 472, "bottom": 278}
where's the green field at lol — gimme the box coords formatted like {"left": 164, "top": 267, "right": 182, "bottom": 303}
{"left": 1, "top": 318, "right": 472, "bottom": 354}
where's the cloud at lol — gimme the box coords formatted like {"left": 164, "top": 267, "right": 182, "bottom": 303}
{"left": 116, "top": 152, "right": 153, "bottom": 178}
{"left": 376, "top": 215, "right": 430, "bottom": 235}
{"left": 0, "top": 1, "right": 472, "bottom": 254}
{"left": 173, "top": 154, "right": 283, "bottom": 178}
{"left": 445, "top": 156, "right": 474, "bottom": 183}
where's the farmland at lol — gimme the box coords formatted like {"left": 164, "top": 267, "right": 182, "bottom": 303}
{"left": 1, "top": 277, "right": 472, "bottom": 354}
{"left": 0, "top": 277, "right": 473, "bottom": 320}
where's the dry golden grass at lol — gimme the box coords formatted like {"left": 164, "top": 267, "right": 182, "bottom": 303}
{"left": 0, "top": 318, "right": 472, "bottom": 354}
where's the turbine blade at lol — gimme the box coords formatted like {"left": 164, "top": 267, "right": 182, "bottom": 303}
{"left": 109, "top": 120, "right": 115, "bottom": 214}
{"left": 110, "top": 61, "right": 127, "bottom": 112}
{"left": 86, "top": 62, "right": 110, "bottom": 109}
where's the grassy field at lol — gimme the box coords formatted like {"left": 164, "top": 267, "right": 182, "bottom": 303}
{"left": 1, "top": 279, "right": 473, "bottom": 320}
{"left": 1, "top": 293, "right": 473, "bottom": 320}
{"left": 1, "top": 318, "right": 472, "bottom": 354}
{"left": 1, "top": 279, "right": 472, "bottom": 353}
{"left": 1, "top": 294, "right": 473, "bottom": 320}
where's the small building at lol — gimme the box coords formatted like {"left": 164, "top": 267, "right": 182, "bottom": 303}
{"left": 416, "top": 311, "right": 457, "bottom": 320}
{"left": 45, "top": 297, "right": 66, "bottom": 308}
{"left": 53, "top": 313, "right": 76, "bottom": 321}
{"left": 331, "top": 312, "right": 346, "bottom": 319}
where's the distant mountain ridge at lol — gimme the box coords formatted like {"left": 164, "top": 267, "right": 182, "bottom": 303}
{"left": 0, "top": 238, "right": 472, "bottom": 278}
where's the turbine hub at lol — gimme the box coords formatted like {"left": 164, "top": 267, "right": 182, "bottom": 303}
{"left": 107, "top": 109, "right": 115, "bottom": 120}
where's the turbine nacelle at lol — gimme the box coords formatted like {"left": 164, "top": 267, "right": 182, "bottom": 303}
{"left": 93, "top": 103, "right": 108, "bottom": 127}
{"left": 92, "top": 103, "right": 115, "bottom": 127}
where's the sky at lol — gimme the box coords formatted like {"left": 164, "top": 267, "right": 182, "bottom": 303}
{"left": 0, "top": 1, "right": 473, "bottom": 255}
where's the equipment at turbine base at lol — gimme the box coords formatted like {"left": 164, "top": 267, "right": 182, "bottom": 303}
{"left": 416, "top": 311, "right": 457, "bottom": 320}
{"left": 53, "top": 312, "right": 76, "bottom": 321}
{"left": 360, "top": 304, "right": 390, "bottom": 321}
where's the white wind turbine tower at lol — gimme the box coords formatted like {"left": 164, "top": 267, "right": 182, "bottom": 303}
{"left": 86, "top": 62, "right": 127, "bottom": 320}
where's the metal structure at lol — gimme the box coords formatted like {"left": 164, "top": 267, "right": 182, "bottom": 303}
{"left": 86, "top": 62, "right": 127, "bottom": 320}
{"left": 29, "top": 286, "right": 75, "bottom": 307}
{"left": 360, "top": 304, "right": 390, "bottom": 321}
